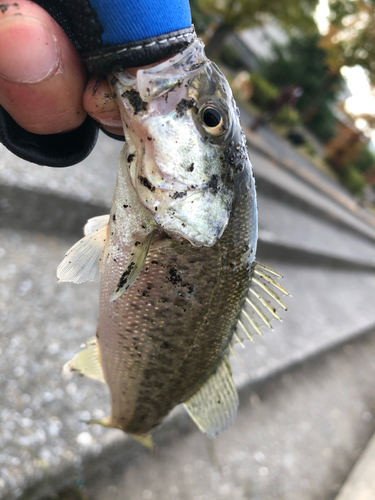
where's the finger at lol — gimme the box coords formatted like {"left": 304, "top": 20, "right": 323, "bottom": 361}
{"left": 0, "top": 0, "right": 87, "bottom": 135}
{"left": 83, "top": 76, "right": 123, "bottom": 137}
{"left": 83, "top": 61, "right": 171, "bottom": 137}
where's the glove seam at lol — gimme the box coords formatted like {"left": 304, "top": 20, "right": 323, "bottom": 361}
{"left": 84, "top": 26, "right": 196, "bottom": 73}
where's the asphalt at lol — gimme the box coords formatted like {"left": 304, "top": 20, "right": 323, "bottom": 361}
{"left": 1, "top": 117, "right": 375, "bottom": 500}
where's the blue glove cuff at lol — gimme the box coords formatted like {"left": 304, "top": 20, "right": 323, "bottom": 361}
{"left": 34, "top": 0, "right": 195, "bottom": 72}
{"left": 88, "top": 0, "right": 192, "bottom": 46}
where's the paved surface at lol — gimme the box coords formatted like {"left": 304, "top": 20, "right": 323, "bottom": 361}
{"left": 1, "top": 119, "right": 375, "bottom": 500}
{"left": 335, "top": 431, "right": 375, "bottom": 500}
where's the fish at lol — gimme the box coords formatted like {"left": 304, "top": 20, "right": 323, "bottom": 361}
{"left": 57, "top": 39, "right": 289, "bottom": 443}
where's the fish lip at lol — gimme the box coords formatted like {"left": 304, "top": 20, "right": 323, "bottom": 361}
{"left": 137, "top": 145, "right": 208, "bottom": 193}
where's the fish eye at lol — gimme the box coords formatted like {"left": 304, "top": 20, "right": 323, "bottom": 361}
{"left": 199, "top": 102, "right": 228, "bottom": 136}
{"left": 203, "top": 108, "right": 221, "bottom": 128}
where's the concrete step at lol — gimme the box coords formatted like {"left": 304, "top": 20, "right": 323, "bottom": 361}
{"left": 1, "top": 130, "right": 375, "bottom": 499}
{"left": 257, "top": 189, "right": 375, "bottom": 265}
{"left": 252, "top": 150, "right": 375, "bottom": 244}
{"left": 0, "top": 134, "right": 120, "bottom": 207}
{"left": 0, "top": 228, "right": 107, "bottom": 499}
{"left": 241, "top": 116, "right": 375, "bottom": 234}
{"left": 2, "top": 131, "right": 375, "bottom": 246}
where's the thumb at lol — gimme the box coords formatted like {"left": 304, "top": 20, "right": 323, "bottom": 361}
{"left": 0, "top": 0, "right": 87, "bottom": 135}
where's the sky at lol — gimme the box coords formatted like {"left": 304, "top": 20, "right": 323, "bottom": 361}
{"left": 315, "top": 0, "right": 375, "bottom": 141}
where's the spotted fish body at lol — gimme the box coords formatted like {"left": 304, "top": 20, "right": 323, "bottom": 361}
{"left": 98, "top": 149, "right": 256, "bottom": 435}
{"left": 58, "top": 40, "right": 288, "bottom": 439}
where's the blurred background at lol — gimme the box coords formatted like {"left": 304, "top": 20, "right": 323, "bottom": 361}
{"left": 193, "top": 0, "right": 375, "bottom": 202}
{"left": 2, "top": 1, "right": 375, "bottom": 499}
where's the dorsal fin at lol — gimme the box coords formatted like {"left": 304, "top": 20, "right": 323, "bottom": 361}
{"left": 233, "top": 262, "right": 289, "bottom": 347}
{"left": 183, "top": 357, "right": 239, "bottom": 438}
{"left": 63, "top": 337, "right": 105, "bottom": 383}
{"left": 57, "top": 215, "right": 109, "bottom": 284}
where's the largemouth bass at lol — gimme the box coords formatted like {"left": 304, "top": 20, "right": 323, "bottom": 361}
{"left": 58, "top": 40, "right": 288, "bottom": 441}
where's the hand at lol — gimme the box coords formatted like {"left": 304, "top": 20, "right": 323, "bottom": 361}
{"left": 0, "top": 0, "right": 123, "bottom": 137}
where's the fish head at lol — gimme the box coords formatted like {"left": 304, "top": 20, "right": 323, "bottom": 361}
{"left": 111, "top": 40, "right": 251, "bottom": 247}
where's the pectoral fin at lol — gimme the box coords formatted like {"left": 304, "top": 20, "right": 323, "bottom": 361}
{"left": 183, "top": 357, "right": 239, "bottom": 438}
{"left": 110, "top": 232, "right": 155, "bottom": 302}
{"left": 83, "top": 215, "right": 111, "bottom": 236}
{"left": 57, "top": 215, "right": 110, "bottom": 283}
{"left": 63, "top": 337, "right": 105, "bottom": 383}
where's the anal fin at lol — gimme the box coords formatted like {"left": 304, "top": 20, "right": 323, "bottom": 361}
{"left": 63, "top": 337, "right": 105, "bottom": 383}
{"left": 183, "top": 358, "right": 239, "bottom": 438}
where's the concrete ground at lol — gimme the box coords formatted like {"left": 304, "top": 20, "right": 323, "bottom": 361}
{"left": 1, "top": 113, "right": 375, "bottom": 500}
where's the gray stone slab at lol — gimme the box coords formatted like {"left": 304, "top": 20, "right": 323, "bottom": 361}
{"left": 0, "top": 229, "right": 112, "bottom": 499}
{"left": 238, "top": 103, "right": 349, "bottom": 197}
{"left": 0, "top": 132, "right": 120, "bottom": 206}
{"left": 334, "top": 431, "right": 375, "bottom": 500}
{"left": 83, "top": 326, "right": 375, "bottom": 500}
{"left": 2, "top": 225, "right": 375, "bottom": 499}
{"left": 1, "top": 128, "right": 375, "bottom": 248}
{"left": 242, "top": 117, "right": 375, "bottom": 234}
{"left": 2, "top": 136, "right": 375, "bottom": 271}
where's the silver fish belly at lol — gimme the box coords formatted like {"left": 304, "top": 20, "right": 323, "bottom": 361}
{"left": 58, "top": 40, "right": 289, "bottom": 439}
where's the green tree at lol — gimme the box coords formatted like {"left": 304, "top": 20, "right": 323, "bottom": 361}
{"left": 196, "top": 0, "right": 319, "bottom": 58}
{"left": 353, "top": 144, "right": 375, "bottom": 173}
{"left": 321, "top": 0, "right": 375, "bottom": 80}
{"left": 190, "top": 0, "right": 214, "bottom": 35}
{"left": 319, "top": 0, "right": 375, "bottom": 135}
{"left": 260, "top": 33, "right": 344, "bottom": 141}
